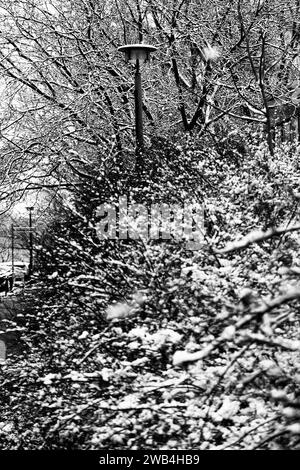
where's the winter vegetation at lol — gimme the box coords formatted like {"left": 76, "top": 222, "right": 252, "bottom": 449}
{"left": 0, "top": 0, "right": 300, "bottom": 450}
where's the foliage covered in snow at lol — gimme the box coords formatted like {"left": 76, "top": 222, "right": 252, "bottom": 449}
{"left": 0, "top": 138, "right": 300, "bottom": 450}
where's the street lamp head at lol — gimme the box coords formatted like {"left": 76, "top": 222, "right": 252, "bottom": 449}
{"left": 26, "top": 206, "right": 34, "bottom": 211}
{"left": 118, "top": 44, "right": 157, "bottom": 63}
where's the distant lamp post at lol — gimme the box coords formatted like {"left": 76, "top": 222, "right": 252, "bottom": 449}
{"left": 26, "top": 206, "right": 34, "bottom": 276}
{"left": 118, "top": 44, "right": 157, "bottom": 169}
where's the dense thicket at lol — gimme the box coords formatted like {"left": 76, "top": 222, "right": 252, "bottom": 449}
{"left": 0, "top": 137, "right": 300, "bottom": 449}
{"left": 0, "top": 0, "right": 300, "bottom": 450}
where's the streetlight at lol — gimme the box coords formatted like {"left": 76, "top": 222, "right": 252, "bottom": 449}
{"left": 11, "top": 224, "right": 15, "bottom": 284}
{"left": 26, "top": 206, "right": 34, "bottom": 276}
{"left": 118, "top": 44, "right": 157, "bottom": 170}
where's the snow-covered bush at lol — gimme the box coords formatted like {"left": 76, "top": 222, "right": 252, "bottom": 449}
{"left": 0, "top": 139, "right": 300, "bottom": 449}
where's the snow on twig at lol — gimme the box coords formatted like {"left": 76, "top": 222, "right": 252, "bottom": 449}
{"left": 216, "top": 224, "right": 300, "bottom": 254}
{"left": 173, "top": 289, "right": 300, "bottom": 366}
{"left": 237, "top": 332, "right": 300, "bottom": 351}
{"left": 250, "top": 289, "right": 300, "bottom": 315}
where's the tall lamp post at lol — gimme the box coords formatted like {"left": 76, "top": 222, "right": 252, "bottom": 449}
{"left": 11, "top": 224, "right": 15, "bottom": 281}
{"left": 26, "top": 206, "right": 34, "bottom": 276}
{"left": 118, "top": 44, "right": 157, "bottom": 170}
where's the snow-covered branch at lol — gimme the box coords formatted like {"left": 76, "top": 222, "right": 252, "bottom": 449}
{"left": 216, "top": 224, "right": 300, "bottom": 254}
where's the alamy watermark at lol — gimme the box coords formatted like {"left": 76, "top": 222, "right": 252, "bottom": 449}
{"left": 95, "top": 196, "right": 205, "bottom": 250}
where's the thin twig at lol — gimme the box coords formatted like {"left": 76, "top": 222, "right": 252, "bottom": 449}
{"left": 221, "top": 416, "right": 278, "bottom": 450}
{"left": 216, "top": 224, "right": 300, "bottom": 254}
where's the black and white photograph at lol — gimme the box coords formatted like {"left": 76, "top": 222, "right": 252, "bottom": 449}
{"left": 0, "top": 0, "right": 300, "bottom": 456}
